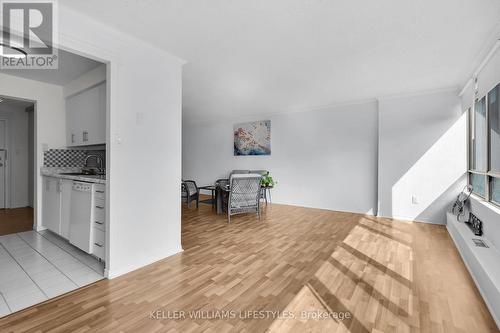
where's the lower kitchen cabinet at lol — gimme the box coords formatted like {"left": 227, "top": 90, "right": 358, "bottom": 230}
{"left": 42, "top": 177, "right": 61, "bottom": 234}
{"left": 91, "top": 184, "right": 106, "bottom": 261}
{"left": 42, "top": 176, "right": 107, "bottom": 262}
{"left": 92, "top": 227, "right": 105, "bottom": 260}
{"left": 42, "top": 177, "right": 73, "bottom": 236}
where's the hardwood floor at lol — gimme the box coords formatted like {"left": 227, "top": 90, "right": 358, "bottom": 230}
{"left": 0, "top": 207, "right": 34, "bottom": 236}
{"left": 0, "top": 202, "right": 496, "bottom": 332}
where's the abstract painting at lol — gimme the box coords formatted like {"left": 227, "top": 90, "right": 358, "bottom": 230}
{"left": 234, "top": 120, "right": 271, "bottom": 156}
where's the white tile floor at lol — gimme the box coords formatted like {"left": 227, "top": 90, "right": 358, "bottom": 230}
{"left": 0, "top": 230, "right": 104, "bottom": 317}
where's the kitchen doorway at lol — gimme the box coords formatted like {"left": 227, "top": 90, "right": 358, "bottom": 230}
{"left": 0, "top": 47, "right": 108, "bottom": 317}
{"left": 0, "top": 97, "right": 35, "bottom": 236}
{"left": 0, "top": 119, "right": 6, "bottom": 209}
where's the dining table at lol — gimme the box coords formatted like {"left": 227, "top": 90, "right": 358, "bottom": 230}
{"left": 215, "top": 182, "right": 229, "bottom": 214}
{"left": 214, "top": 181, "right": 272, "bottom": 215}
{"left": 198, "top": 185, "right": 217, "bottom": 208}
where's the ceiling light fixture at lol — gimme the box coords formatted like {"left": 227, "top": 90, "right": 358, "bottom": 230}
{"left": 0, "top": 43, "right": 28, "bottom": 58}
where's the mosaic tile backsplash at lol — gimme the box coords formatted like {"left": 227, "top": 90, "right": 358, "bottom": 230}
{"left": 43, "top": 149, "right": 106, "bottom": 168}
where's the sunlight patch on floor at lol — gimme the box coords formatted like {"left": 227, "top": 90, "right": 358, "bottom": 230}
{"left": 268, "top": 216, "right": 417, "bottom": 332}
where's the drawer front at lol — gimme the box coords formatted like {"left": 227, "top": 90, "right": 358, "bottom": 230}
{"left": 95, "top": 184, "right": 105, "bottom": 192}
{"left": 95, "top": 197, "right": 105, "bottom": 208}
{"left": 94, "top": 198, "right": 105, "bottom": 222}
{"left": 94, "top": 186, "right": 105, "bottom": 199}
{"left": 92, "top": 227, "right": 105, "bottom": 260}
{"left": 94, "top": 219, "right": 105, "bottom": 231}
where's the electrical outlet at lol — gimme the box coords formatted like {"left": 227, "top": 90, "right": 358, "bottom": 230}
{"left": 412, "top": 196, "right": 419, "bottom": 205}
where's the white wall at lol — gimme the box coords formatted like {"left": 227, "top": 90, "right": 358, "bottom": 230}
{"left": 378, "top": 89, "right": 466, "bottom": 224}
{"left": 56, "top": 5, "right": 184, "bottom": 278}
{"left": 0, "top": 73, "right": 66, "bottom": 228}
{"left": 184, "top": 91, "right": 466, "bottom": 224}
{"left": 2, "top": 5, "right": 185, "bottom": 279}
{"left": 183, "top": 101, "right": 379, "bottom": 215}
{"left": 0, "top": 104, "right": 30, "bottom": 208}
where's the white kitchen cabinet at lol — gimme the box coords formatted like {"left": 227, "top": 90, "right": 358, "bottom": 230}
{"left": 42, "top": 177, "right": 62, "bottom": 234}
{"left": 66, "top": 82, "right": 106, "bottom": 147}
{"left": 92, "top": 227, "right": 105, "bottom": 261}
{"left": 91, "top": 184, "right": 106, "bottom": 261}
{"left": 94, "top": 83, "right": 106, "bottom": 144}
{"left": 42, "top": 177, "right": 73, "bottom": 239}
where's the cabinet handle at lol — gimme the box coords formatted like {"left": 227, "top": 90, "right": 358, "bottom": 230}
{"left": 95, "top": 221, "right": 103, "bottom": 225}
{"left": 83, "top": 131, "right": 88, "bottom": 142}
{"left": 94, "top": 242, "right": 103, "bottom": 247}
{"left": 95, "top": 190, "right": 105, "bottom": 193}
{"left": 96, "top": 205, "right": 104, "bottom": 209}
{"left": 71, "top": 133, "right": 75, "bottom": 143}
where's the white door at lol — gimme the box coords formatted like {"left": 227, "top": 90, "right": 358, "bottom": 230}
{"left": 0, "top": 120, "right": 6, "bottom": 209}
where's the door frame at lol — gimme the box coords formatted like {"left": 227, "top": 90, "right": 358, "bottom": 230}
{"left": 1, "top": 37, "right": 114, "bottom": 277}
{"left": 0, "top": 96, "right": 37, "bottom": 213}
{"left": 0, "top": 118, "right": 9, "bottom": 209}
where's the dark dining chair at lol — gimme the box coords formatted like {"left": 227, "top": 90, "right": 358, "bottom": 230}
{"left": 215, "top": 178, "right": 229, "bottom": 186}
{"left": 182, "top": 180, "right": 199, "bottom": 208}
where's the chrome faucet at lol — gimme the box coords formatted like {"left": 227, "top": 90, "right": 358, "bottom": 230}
{"left": 84, "top": 154, "right": 104, "bottom": 174}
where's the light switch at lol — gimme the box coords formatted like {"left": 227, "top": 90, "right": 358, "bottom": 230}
{"left": 411, "top": 196, "right": 419, "bottom": 205}
{"left": 136, "top": 112, "right": 144, "bottom": 126}
{"left": 113, "top": 133, "right": 122, "bottom": 144}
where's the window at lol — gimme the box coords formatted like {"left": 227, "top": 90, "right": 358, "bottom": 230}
{"left": 468, "top": 83, "right": 500, "bottom": 207}
{"left": 470, "top": 173, "right": 486, "bottom": 197}
{"left": 490, "top": 177, "right": 500, "bottom": 205}
{"left": 490, "top": 85, "right": 500, "bottom": 173}
{"left": 471, "top": 97, "right": 487, "bottom": 171}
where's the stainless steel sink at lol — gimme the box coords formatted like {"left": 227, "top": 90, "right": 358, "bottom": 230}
{"left": 79, "top": 175, "right": 106, "bottom": 179}
{"left": 59, "top": 172, "right": 105, "bottom": 179}
{"left": 60, "top": 172, "right": 88, "bottom": 175}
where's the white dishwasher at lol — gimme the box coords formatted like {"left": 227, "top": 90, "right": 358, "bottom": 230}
{"left": 69, "top": 181, "right": 94, "bottom": 253}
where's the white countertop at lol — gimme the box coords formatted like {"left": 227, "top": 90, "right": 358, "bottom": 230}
{"left": 41, "top": 167, "right": 107, "bottom": 185}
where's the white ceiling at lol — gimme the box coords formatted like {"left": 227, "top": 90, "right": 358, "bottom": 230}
{"left": 0, "top": 49, "right": 102, "bottom": 86}
{"left": 62, "top": 0, "right": 500, "bottom": 120}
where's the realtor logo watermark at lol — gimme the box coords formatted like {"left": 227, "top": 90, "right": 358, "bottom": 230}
{"left": 1, "top": 0, "right": 58, "bottom": 69}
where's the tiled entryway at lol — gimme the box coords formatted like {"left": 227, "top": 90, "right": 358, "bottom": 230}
{"left": 0, "top": 230, "right": 104, "bottom": 317}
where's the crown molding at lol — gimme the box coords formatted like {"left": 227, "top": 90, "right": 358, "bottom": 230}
{"left": 377, "top": 86, "right": 459, "bottom": 102}
{"left": 459, "top": 21, "right": 500, "bottom": 96}
{"left": 183, "top": 97, "right": 378, "bottom": 125}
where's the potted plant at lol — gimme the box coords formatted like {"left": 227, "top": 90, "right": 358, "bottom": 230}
{"left": 261, "top": 172, "right": 276, "bottom": 188}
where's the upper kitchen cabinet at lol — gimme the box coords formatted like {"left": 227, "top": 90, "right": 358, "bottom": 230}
{"left": 66, "top": 82, "right": 106, "bottom": 146}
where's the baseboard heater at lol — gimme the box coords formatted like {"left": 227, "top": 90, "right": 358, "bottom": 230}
{"left": 446, "top": 212, "right": 500, "bottom": 329}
